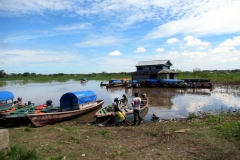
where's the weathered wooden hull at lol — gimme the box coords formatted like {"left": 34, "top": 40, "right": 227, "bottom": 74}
{"left": 0, "top": 117, "right": 11, "bottom": 126}
{"left": 95, "top": 98, "right": 129, "bottom": 123}
{"left": 95, "top": 98, "right": 148, "bottom": 123}
{"left": 27, "top": 100, "right": 104, "bottom": 127}
{"left": 115, "top": 98, "right": 148, "bottom": 122}
{"left": 4, "top": 115, "right": 31, "bottom": 126}
{"left": 106, "top": 83, "right": 124, "bottom": 88}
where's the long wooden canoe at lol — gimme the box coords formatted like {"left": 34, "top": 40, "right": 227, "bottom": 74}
{"left": 115, "top": 97, "right": 148, "bottom": 123}
{"left": 95, "top": 97, "right": 129, "bottom": 123}
{"left": 27, "top": 100, "right": 104, "bottom": 127}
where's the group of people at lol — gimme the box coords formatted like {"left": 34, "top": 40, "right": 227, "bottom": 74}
{"left": 12, "top": 97, "right": 32, "bottom": 108}
{"left": 112, "top": 92, "right": 147, "bottom": 126}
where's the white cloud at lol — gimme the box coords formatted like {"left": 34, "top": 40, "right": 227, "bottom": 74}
{"left": 155, "top": 48, "right": 165, "bottom": 52}
{"left": 184, "top": 36, "right": 211, "bottom": 48}
{"left": 75, "top": 36, "right": 122, "bottom": 47}
{"left": 219, "top": 36, "right": 240, "bottom": 48}
{"left": 166, "top": 38, "right": 179, "bottom": 44}
{"left": 134, "top": 47, "right": 146, "bottom": 53}
{"left": 210, "top": 36, "right": 240, "bottom": 54}
{"left": 144, "top": 0, "right": 240, "bottom": 39}
{"left": 54, "top": 23, "right": 91, "bottom": 31}
{"left": 109, "top": 50, "right": 122, "bottom": 56}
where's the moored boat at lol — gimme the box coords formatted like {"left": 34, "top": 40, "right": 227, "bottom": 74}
{"left": 3, "top": 101, "right": 52, "bottom": 126}
{"left": 95, "top": 94, "right": 129, "bottom": 123}
{"left": 100, "top": 82, "right": 107, "bottom": 86}
{"left": 0, "top": 91, "right": 14, "bottom": 108}
{"left": 80, "top": 78, "right": 88, "bottom": 83}
{"left": 115, "top": 97, "right": 148, "bottom": 123}
{"left": 106, "top": 78, "right": 131, "bottom": 88}
{"left": 131, "top": 80, "right": 141, "bottom": 88}
{"left": 27, "top": 90, "right": 104, "bottom": 127}
{"left": 181, "top": 79, "right": 214, "bottom": 88}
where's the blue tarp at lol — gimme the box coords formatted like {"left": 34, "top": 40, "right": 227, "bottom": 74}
{"left": 82, "top": 78, "right": 87, "bottom": 81}
{"left": 147, "top": 79, "right": 158, "bottom": 83}
{"left": 111, "top": 80, "right": 122, "bottom": 83}
{"left": 60, "top": 90, "right": 97, "bottom": 111}
{"left": 132, "top": 80, "right": 138, "bottom": 83}
{"left": 0, "top": 91, "right": 14, "bottom": 101}
{"left": 162, "top": 79, "right": 183, "bottom": 83}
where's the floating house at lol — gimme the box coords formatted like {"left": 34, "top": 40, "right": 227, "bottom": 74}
{"left": 131, "top": 60, "right": 178, "bottom": 82}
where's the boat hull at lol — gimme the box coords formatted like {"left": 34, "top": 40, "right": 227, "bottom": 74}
{"left": 95, "top": 98, "right": 148, "bottom": 123}
{"left": 27, "top": 100, "right": 104, "bottom": 127}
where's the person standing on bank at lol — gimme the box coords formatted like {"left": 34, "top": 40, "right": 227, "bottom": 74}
{"left": 131, "top": 92, "right": 142, "bottom": 125}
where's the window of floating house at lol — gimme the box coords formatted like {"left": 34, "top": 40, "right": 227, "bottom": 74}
{"left": 137, "top": 67, "right": 143, "bottom": 71}
{"left": 156, "top": 66, "right": 163, "bottom": 69}
{"left": 149, "top": 66, "right": 151, "bottom": 70}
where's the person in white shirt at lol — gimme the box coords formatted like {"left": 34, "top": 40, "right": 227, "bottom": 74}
{"left": 131, "top": 92, "right": 142, "bottom": 125}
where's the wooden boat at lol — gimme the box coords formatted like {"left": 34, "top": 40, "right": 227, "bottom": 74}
{"left": 131, "top": 80, "right": 141, "bottom": 88}
{"left": 106, "top": 78, "right": 131, "bottom": 88}
{"left": 3, "top": 102, "right": 52, "bottom": 126}
{"left": 125, "top": 83, "right": 132, "bottom": 88}
{"left": 27, "top": 90, "right": 104, "bottom": 127}
{"left": 80, "top": 78, "right": 88, "bottom": 83}
{"left": 161, "top": 79, "right": 187, "bottom": 88}
{"left": 100, "top": 82, "right": 107, "bottom": 86}
{"left": 95, "top": 95, "right": 129, "bottom": 123}
{"left": 0, "top": 91, "right": 14, "bottom": 108}
{"left": 181, "top": 79, "right": 214, "bottom": 88}
{"left": 115, "top": 97, "right": 148, "bottom": 123}
{"left": 95, "top": 95, "right": 148, "bottom": 124}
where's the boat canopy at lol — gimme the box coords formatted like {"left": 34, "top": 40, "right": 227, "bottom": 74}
{"left": 0, "top": 91, "right": 14, "bottom": 101}
{"left": 147, "top": 79, "right": 158, "bottom": 83}
{"left": 111, "top": 80, "right": 122, "bottom": 83}
{"left": 82, "top": 78, "right": 87, "bottom": 81}
{"left": 162, "top": 79, "right": 183, "bottom": 83}
{"left": 60, "top": 90, "right": 97, "bottom": 111}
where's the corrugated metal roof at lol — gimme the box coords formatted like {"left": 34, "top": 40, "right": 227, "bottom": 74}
{"left": 131, "top": 69, "right": 177, "bottom": 75}
{"left": 135, "top": 59, "right": 172, "bottom": 66}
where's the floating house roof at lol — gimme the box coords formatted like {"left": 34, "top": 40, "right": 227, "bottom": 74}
{"left": 135, "top": 60, "right": 172, "bottom": 67}
{"left": 132, "top": 69, "right": 177, "bottom": 75}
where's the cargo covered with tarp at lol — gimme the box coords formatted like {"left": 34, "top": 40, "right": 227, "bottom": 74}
{"left": 110, "top": 80, "right": 122, "bottom": 83}
{"left": 132, "top": 80, "right": 138, "bottom": 83}
{"left": 60, "top": 90, "right": 97, "bottom": 111}
{"left": 162, "top": 79, "right": 183, "bottom": 83}
{"left": 147, "top": 79, "right": 158, "bottom": 83}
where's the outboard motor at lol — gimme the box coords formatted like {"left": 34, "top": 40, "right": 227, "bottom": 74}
{"left": 46, "top": 100, "right": 52, "bottom": 106}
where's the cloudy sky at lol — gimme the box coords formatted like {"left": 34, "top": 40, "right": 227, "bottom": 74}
{"left": 1, "top": 0, "right": 240, "bottom": 74}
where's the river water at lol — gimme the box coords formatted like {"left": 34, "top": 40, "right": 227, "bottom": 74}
{"left": 1, "top": 80, "right": 240, "bottom": 123}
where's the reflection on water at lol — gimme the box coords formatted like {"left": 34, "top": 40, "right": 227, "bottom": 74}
{"left": 0, "top": 80, "right": 240, "bottom": 122}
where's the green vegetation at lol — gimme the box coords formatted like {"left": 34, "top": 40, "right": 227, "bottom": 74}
{"left": 0, "top": 70, "right": 131, "bottom": 82}
{"left": 0, "top": 144, "right": 38, "bottom": 160}
{"left": 178, "top": 70, "right": 240, "bottom": 84}
{"left": 1, "top": 69, "right": 240, "bottom": 84}
{"left": 1, "top": 110, "right": 239, "bottom": 160}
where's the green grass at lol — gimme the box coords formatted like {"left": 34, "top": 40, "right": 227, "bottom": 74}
{"left": 0, "top": 144, "right": 38, "bottom": 160}
{"left": 178, "top": 71, "right": 240, "bottom": 84}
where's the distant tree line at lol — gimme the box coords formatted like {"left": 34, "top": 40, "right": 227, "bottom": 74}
{"left": 0, "top": 70, "right": 131, "bottom": 78}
